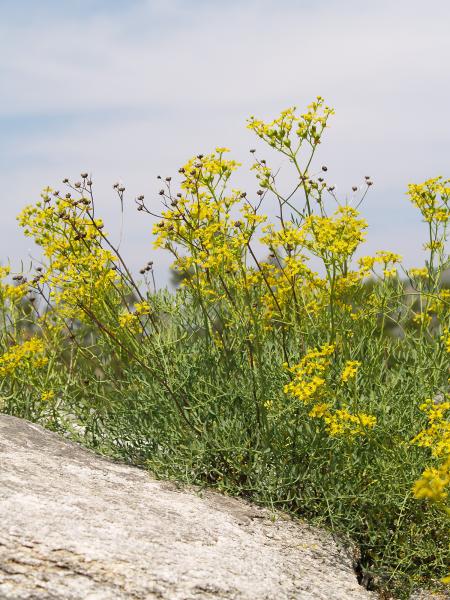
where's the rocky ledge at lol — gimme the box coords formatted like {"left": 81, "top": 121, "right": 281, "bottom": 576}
{"left": 0, "top": 414, "right": 375, "bottom": 599}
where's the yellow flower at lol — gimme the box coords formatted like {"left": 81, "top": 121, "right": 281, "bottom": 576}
{"left": 413, "top": 457, "right": 450, "bottom": 503}
{"left": 0, "top": 337, "right": 47, "bottom": 377}
{"left": 341, "top": 361, "right": 361, "bottom": 383}
{"left": 118, "top": 312, "right": 138, "bottom": 328}
{"left": 134, "top": 301, "right": 151, "bottom": 316}
{"left": 409, "top": 267, "right": 429, "bottom": 279}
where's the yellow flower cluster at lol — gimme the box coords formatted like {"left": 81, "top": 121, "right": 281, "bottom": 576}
{"left": 341, "top": 360, "right": 360, "bottom": 383}
{"left": 309, "top": 404, "right": 377, "bottom": 437}
{"left": 358, "top": 251, "right": 402, "bottom": 278}
{"left": 409, "top": 267, "right": 429, "bottom": 279}
{"left": 407, "top": 177, "right": 450, "bottom": 224}
{"left": 411, "top": 399, "right": 450, "bottom": 458}
{"left": 284, "top": 345, "right": 376, "bottom": 438}
{"left": 411, "top": 399, "right": 450, "bottom": 516}
{"left": 134, "top": 301, "right": 151, "bottom": 316}
{"left": 283, "top": 344, "right": 335, "bottom": 404}
{"left": 17, "top": 189, "right": 120, "bottom": 320}
{"left": 0, "top": 337, "right": 47, "bottom": 377}
{"left": 302, "top": 207, "right": 367, "bottom": 262}
{"left": 41, "top": 390, "right": 55, "bottom": 402}
{"left": 118, "top": 312, "right": 138, "bottom": 328}
{"left": 152, "top": 150, "right": 271, "bottom": 306}
{"left": 247, "top": 97, "right": 335, "bottom": 150}
{"left": 413, "top": 458, "right": 450, "bottom": 503}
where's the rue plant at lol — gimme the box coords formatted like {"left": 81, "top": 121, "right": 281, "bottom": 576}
{"left": 1, "top": 98, "right": 449, "bottom": 597}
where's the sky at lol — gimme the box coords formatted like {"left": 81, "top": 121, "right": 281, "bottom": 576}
{"left": 1, "top": 0, "right": 450, "bottom": 286}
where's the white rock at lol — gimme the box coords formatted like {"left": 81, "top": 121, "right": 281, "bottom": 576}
{"left": 0, "top": 414, "right": 376, "bottom": 599}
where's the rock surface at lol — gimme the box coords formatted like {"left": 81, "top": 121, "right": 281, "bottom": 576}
{"left": 0, "top": 414, "right": 375, "bottom": 599}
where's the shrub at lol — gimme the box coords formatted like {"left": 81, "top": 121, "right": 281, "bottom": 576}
{"left": 1, "top": 98, "right": 449, "bottom": 596}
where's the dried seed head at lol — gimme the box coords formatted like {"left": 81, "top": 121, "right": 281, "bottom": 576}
{"left": 139, "top": 269, "right": 146, "bottom": 274}
{"left": 257, "top": 190, "right": 264, "bottom": 196}
{"left": 137, "top": 206, "right": 143, "bottom": 211}
{"left": 74, "top": 182, "right": 81, "bottom": 188}
{"left": 113, "top": 182, "right": 119, "bottom": 189}
{"left": 322, "top": 165, "right": 328, "bottom": 171}
{"left": 62, "top": 178, "right": 69, "bottom": 183}
{"left": 165, "top": 177, "right": 171, "bottom": 182}
{"left": 118, "top": 186, "right": 125, "bottom": 192}
{"left": 250, "top": 149, "right": 256, "bottom": 153}
{"left": 137, "top": 195, "right": 144, "bottom": 201}
{"left": 81, "top": 172, "right": 88, "bottom": 179}
{"left": 159, "top": 189, "right": 165, "bottom": 195}
{"left": 352, "top": 186, "right": 358, "bottom": 192}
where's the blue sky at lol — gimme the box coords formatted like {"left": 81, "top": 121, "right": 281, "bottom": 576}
{"left": 1, "top": 0, "right": 450, "bottom": 284}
